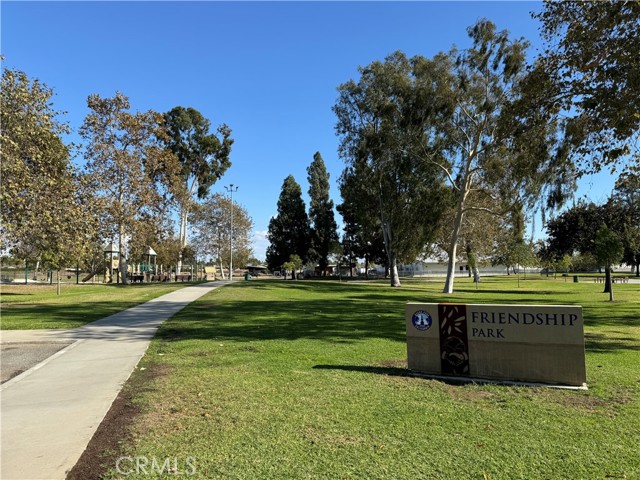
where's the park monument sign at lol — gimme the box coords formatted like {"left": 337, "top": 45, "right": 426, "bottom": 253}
{"left": 406, "top": 303, "right": 586, "bottom": 387}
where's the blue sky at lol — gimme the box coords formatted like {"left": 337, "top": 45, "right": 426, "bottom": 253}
{"left": 2, "top": 1, "right": 617, "bottom": 260}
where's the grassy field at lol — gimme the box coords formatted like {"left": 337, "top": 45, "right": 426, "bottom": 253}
{"left": 0, "top": 283, "right": 197, "bottom": 329}
{"left": 97, "top": 277, "right": 639, "bottom": 478}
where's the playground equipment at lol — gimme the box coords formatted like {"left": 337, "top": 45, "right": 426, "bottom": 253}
{"left": 103, "top": 242, "right": 119, "bottom": 283}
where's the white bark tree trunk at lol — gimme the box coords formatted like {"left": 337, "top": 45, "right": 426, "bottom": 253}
{"left": 177, "top": 179, "right": 198, "bottom": 275}
{"left": 119, "top": 228, "right": 128, "bottom": 285}
{"left": 389, "top": 256, "right": 400, "bottom": 287}
{"left": 34, "top": 260, "right": 40, "bottom": 281}
{"left": 218, "top": 256, "right": 226, "bottom": 280}
{"left": 381, "top": 222, "right": 401, "bottom": 287}
{"left": 379, "top": 186, "right": 401, "bottom": 287}
{"left": 443, "top": 200, "right": 465, "bottom": 294}
{"left": 177, "top": 207, "right": 188, "bottom": 275}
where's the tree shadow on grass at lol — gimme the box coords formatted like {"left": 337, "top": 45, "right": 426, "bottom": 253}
{"left": 158, "top": 297, "right": 408, "bottom": 344}
{"left": 585, "top": 333, "right": 640, "bottom": 353}
{"left": 1, "top": 300, "right": 144, "bottom": 329}
{"left": 313, "top": 364, "right": 413, "bottom": 378}
{"left": 312, "top": 364, "right": 499, "bottom": 387}
{"left": 160, "top": 281, "right": 640, "bottom": 354}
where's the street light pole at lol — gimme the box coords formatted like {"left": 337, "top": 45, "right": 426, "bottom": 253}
{"left": 224, "top": 184, "right": 239, "bottom": 281}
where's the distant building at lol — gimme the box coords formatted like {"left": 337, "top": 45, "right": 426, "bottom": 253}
{"left": 397, "top": 259, "right": 539, "bottom": 277}
{"left": 246, "top": 265, "right": 269, "bottom": 276}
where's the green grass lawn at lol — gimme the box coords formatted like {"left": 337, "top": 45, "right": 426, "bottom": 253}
{"left": 0, "top": 283, "right": 197, "bottom": 329}
{"left": 103, "top": 277, "right": 638, "bottom": 478}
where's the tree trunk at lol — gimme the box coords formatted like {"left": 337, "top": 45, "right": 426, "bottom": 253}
{"left": 177, "top": 206, "right": 189, "bottom": 275}
{"left": 381, "top": 221, "right": 400, "bottom": 287}
{"left": 119, "top": 229, "right": 128, "bottom": 285}
{"left": 606, "top": 265, "right": 614, "bottom": 301}
{"left": 218, "top": 256, "right": 226, "bottom": 280}
{"left": 444, "top": 192, "right": 466, "bottom": 294}
{"left": 444, "top": 238, "right": 460, "bottom": 293}
{"left": 603, "top": 266, "right": 612, "bottom": 295}
{"left": 389, "top": 253, "right": 400, "bottom": 287}
{"left": 56, "top": 270, "right": 61, "bottom": 296}
{"left": 465, "top": 243, "right": 474, "bottom": 279}
{"left": 473, "top": 266, "right": 480, "bottom": 283}
{"left": 178, "top": 181, "right": 198, "bottom": 275}
{"left": 636, "top": 262, "right": 639, "bottom": 277}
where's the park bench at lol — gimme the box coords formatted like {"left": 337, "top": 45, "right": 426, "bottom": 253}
{"left": 147, "top": 274, "right": 170, "bottom": 282}
{"left": 594, "top": 276, "right": 629, "bottom": 284}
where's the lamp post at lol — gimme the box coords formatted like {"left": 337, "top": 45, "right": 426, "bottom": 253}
{"left": 224, "top": 184, "right": 239, "bottom": 281}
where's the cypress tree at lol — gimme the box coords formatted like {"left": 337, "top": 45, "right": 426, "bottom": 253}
{"left": 307, "top": 152, "right": 339, "bottom": 274}
{"left": 266, "top": 175, "right": 311, "bottom": 273}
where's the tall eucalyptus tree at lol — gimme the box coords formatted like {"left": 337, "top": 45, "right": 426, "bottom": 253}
{"left": 334, "top": 51, "right": 450, "bottom": 287}
{"left": 425, "top": 20, "right": 574, "bottom": 293}
{"left": 162, "top": 106, "right": 233, "bottom": 274}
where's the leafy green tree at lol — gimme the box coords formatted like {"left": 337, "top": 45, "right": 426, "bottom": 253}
{"left": 0, "top": 67, "right": 96, "bottom": 287}
{"left": 162, "top": 106, "right": 233, "bottom": 273}
{"left": 544, "top": 202, "right": 607, "bottom": 261}
{"left": 334, "top": 51, "right": 450, "bottom": 287}
{"left": 423, "top": 20, "right": 573, "bottom": 294}
{"left": 510, "top": 241, "right": 538, "bottom": 287}
{"left": 246, "top": 256, "right": 263, "bottom": 267}
{"left": 266, "top": 176, "right": 311, "bottom": 272}
{"left": 435, "top": 191, "right": 504, "bottom": 281}
{"left": 543, "top": 200, "right": 632, "bottom": 291}
{"left": 127, "top": 211, "right": 175, "bottom": 270}
{"left": 535, "top": 1, "right": 640, "bottom": 174}
{"left": 154, "top": 236, "right": 182, "bottom": 272}
{"left": 611, "top": 172, "right": 640, "bottom": 275}
{"left": 307, "top": 152, "right": 339, "bottom": 274}
{"left": 491, "top": 205, "right": 529, "bottom": 276}
{"left": 282, "top": 254, "right": 303, "bottom": 280}
{"left": 555, "top": 254, "right": 573, "bottom": 279}
{"left": 571, "top": 253, "right": 599, "bottom": 273}
{"left": 594, "top": 225, "right": 625, "bottom": 301}
{"left": 191, "top": 193, "right": 254, "bottom": 279}
{"left": 337, "top": 167, "right": 388, "bottom": 278}
{"left": 81, "top": 92, "right": 177, "bottom": 284}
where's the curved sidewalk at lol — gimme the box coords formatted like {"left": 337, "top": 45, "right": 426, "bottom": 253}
{"left": 1, "top": 281, "right": 227, "bottom": 480}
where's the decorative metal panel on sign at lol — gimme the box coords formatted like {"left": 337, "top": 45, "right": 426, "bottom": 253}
{"left": 438, "top": 304, "right": 470, "bottom": 375}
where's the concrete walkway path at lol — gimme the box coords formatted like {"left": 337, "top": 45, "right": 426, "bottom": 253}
{"left": 1, "top": 281, "right": 227, "bottom": 480}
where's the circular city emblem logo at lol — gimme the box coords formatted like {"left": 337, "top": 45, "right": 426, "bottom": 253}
{"left": 412, "top": 310, "right": 432, "bottom": 331}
